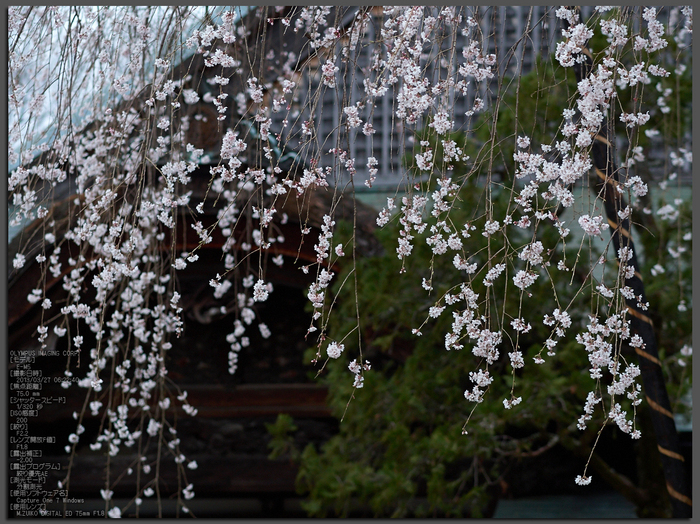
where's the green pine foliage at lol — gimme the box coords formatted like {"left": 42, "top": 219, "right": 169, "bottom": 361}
{"left": 294, "top": 169, "right": 602, "bottom": 516}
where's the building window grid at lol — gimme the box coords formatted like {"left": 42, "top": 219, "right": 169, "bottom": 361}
{"left": 281, "top": 7, "right": 686, "bottom": 189}
{"left": 288, "top": 7, "right": 564, "bottom": 188}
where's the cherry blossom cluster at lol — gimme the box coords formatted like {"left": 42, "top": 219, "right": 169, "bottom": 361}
{"left": 396, "top": 195, "right": 428, "bottom": 265}
{"left": 574, "top": 311, "right": 641, "bottom": 438}
{"left": 8, "top": 6, "right": 692, "bottom": 502}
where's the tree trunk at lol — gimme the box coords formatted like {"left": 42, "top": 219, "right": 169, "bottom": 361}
{"left": 568, "top": 8, "right": 691, "bottom": 515}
